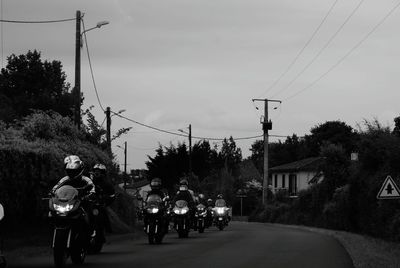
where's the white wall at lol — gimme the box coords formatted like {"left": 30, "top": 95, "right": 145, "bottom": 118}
{"left": 271, "top": 171, "right": 319, "bottom": 195}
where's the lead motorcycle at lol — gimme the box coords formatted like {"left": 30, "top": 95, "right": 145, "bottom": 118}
{"left": 0, "top": 203, "right": 6, "bottom": 268}
{"left": 194, "top": 204, "right": 207, "bottom": 233}
{"left": 48, "top": 185, "right": 92, "bottom": 267}
{"left": 143, "top": 194, "right": 168, "bottom": 244}
{"left": 172, "top": 200, "right": 191, "bottom": 238}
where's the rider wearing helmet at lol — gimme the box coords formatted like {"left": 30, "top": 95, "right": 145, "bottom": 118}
{"left": 172, "top": 178, "right": 195, "bottom": 208}
{"left": 197, "top": 193, "right": 207, "bottom": 206}
{"left": 147, "top": 178, "right": 167, "bottom": 200}
{"left": 52, "top": 155, "right": 96, "bottom": 234}
{"left": 91, "top": 164, "right": 115, "bottom": 206}
{"left": 215, "top": 194, "right": 227, "bottom": 207}
{"left": 52, "top": 155, "right": 95, "bottom": 198}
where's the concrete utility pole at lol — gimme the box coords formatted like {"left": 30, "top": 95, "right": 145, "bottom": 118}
{"left": 74, "top": 10, "right": 81, "bottom": 129}
{"left": 252, "top": 98, "right": 282, "bottom": 206}
{"left": 105, "top": 107, "right": 111, "bottom": 153}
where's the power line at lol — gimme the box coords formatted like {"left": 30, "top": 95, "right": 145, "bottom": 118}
{"left": 284, "top": 0, "right": 400, "bottom": 102}
{"left": 0, "top": 18, "right": 76, "bottom": 24}
{"left": 271, "top": 0, "right": 365, "bottom": 99}
{"left": 82, "top": 19, "right": 105, "bottom": 112}
{"left": 258, "top": 0, "right": 339, "bottom": 98}
{"left": 112, "top": 111, "right": 265, "bottom": 141}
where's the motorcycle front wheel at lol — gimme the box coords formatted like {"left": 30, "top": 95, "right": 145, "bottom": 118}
{"left": 53, "top": 248, "right": 67, "bottom": 268}
{"left": 70, "top": 244, "right": 86, "bottom": 264}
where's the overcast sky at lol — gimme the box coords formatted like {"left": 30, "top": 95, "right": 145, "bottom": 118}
{"left": 2, "top": 0, "right": 400, "bottom": 169}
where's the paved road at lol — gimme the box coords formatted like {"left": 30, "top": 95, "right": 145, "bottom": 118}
{"left": 10, "top": 222, "right": 354, "bottom": 268}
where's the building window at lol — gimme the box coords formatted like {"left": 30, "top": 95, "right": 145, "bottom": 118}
{"left": 282, "top": 174, "right": 286, "bottom": 188}
{"left": 274, "top": 174, "right": 278, "bottom": 188}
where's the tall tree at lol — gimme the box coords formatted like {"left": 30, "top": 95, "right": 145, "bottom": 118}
{"left": 0, "top": 50, "right": 74, "bottom": 123}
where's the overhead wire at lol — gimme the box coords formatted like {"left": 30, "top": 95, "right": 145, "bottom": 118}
{"left": 271, "top": 0, "right": 365, "bottom": 99}
{"left": 111, "top": 111, "right": 265, "bottom": 141}
{"left": 0, "top": 18, "right": 75, "bottom": 23}
{"left": 283, "top": 0, "right": 400, "bottom": 102}
{"left": 258, "top": 0, "right": 339, "bottom": 98}
{"left": 82, "top": 19, "right": 105, "bottom": 112}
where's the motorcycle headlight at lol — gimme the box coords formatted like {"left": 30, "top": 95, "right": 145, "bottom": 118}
{"left": 216, "top": 207, "right": 225, "bottom": 215}
{"left": 53, "top": 203, "right": 74, "bottom": 214}
{"left": 174, "top": 207, "right": 188, "bottom": 215}
{"left": 147, "top": 207, "right": 159, "bottom": 214}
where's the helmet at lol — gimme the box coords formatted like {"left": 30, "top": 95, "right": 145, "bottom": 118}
{"left": 64, "top": 155, "right": 84, "bottom": 179}
{"left": 207, "top": 198, "right": 213, "bottom": 205}
{"left": 93, "top": 163, "right": 106, "bottom": 171}
{"left": 179, "top": 178, "right": 188, "bottom": 186}
{"left": 198, "top": 193, "right": 205, "bottom": 200}
{"left": 217, "top": 194, "right": 223, "bottom": 199}
{"left": 150, "top": 178, "right": 162, "bottom": 190}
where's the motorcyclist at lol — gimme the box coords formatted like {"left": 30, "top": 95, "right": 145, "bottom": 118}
{"left": 52, "top": 155, "right": 95, "bottom": 234}
{"left": 172, "top": 179, "right": 196, "bottom": 227}
{"left": 146, "top": 178, "right": 168, "bottom": 201}
{"left": 144, "top": 178, "right": 169, "bottom": 231}
{"left": 90, "top": 164, "right": 116, "bottom": 233}
{"left": 172, "top": 179, "right": 195, "bottom": 208}
{"left": 215, "top": 194, "right": 227, "bottom": 207}
{"left": 52, "top": 155, "right": 95, "bottom": 198}
{"left": 214, "top": 194, "right": 231, "bottom": 222}
{"left": 197, "top": 193, "right": 207, "bottom": 206}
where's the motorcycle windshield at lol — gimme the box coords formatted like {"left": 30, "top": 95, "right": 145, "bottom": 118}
{"left": 175, "top": 200, "right": 188, "bottom": 208}
{"left": 146, "top": 194, "right": 162, "bottom": 205}
{"left": 55, "top": 185, "right": 79, "bottom": 202}
{"left": 215, "top": 199, "right": 226, "bottom": 207}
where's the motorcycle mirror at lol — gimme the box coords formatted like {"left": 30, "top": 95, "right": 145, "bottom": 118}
{"left": 0, "top": 204, "right": 4, "bottom": 221}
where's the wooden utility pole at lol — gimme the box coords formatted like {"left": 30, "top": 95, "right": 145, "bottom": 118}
{"left": 252, "top": 98, "right": 281, "bottom": 206}
{"left": 105, "top": 107, "right": 111, "bottom": 153}
{"left": 74, "top": 10, "right": 82, "bottom": 129}
{"left": 124, "top": 141, "right": 127, "bottom": 189}
{"left": 189, "top": 124, "right": 192, "bottom": 177}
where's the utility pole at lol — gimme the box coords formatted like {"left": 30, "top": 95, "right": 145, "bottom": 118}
{"left": 124, "top": 141, "right": 127, "bottom": 189}
{"left": 74, "top": 10, "right": 82, "bottom": 129}
{"left": 189, "top": 124, "right": 192, "bottom": 177}
{"left": 105, "top": 107, "right": 111, "bottom": 153}
{"left": 252, "top": 98, "right": 282, "bottom": 206}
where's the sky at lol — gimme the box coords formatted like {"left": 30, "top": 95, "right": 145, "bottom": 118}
{"left": 1, "top": 0, "right": 400, "bottom": 169}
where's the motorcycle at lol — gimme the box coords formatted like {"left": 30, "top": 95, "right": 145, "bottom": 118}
{"left": 0, "top": 203, "right": 6, "bottom": 268}
{"left": 172, "top": 200, "right": 191, "bottom": 238}
{"left": 143, "top": 194, "right": 168, "bottom": 244}
{"left": 205, "top": 206, "right": 214, "bottom": 228}
{"left": 213, "top": 206, "right": 230, "bottom": 231}
{"left": 88, "top": 189, "right": 115, "bottom": 254}
{"left": 194, "top": 204, "right": 207, "bottom": 233}
{"left": 48, "top": 185, "right": 92, "bottom": 267}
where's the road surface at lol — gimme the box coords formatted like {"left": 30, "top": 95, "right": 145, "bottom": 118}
{"left": 10, "top": 221, "right": 354, "bottom": 268}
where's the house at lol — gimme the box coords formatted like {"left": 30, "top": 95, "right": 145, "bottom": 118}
{"left": 269, "top": 157, "right": 324, "bottom": 197}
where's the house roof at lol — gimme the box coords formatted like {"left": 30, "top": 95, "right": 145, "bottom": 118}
{"left": 269, "top": 157, "right": 324, "bottom": 173}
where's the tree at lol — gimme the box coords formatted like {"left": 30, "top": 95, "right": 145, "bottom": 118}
{"left": 393, "top": 115, "right": 400, "bottom": 137}
{"left": 0, "top": 50, "right": 75, "bottom": 123}
{"left": 305, "top": 121, "right": 358, "bottom": 156}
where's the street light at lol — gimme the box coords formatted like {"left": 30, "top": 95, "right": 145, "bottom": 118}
{"left": 81, "top": 20, "right": 110, "bottom": 47}
{"left": 74, "top": 10, "right": 109, "bottom": 129}
{"left": 116, "top": 142, "right": 128, "bottom": 190}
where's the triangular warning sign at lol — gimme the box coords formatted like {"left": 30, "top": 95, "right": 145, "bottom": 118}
{"left": 377, "top": 176, "right": 400, "bottom": 199}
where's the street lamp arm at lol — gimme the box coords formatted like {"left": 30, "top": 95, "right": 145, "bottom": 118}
{"left": 82, "top": 20, "right": 109, "bottom": 35}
